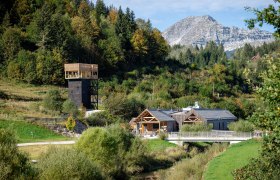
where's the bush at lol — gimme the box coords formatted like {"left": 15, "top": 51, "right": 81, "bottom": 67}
{"left": 76, "top": 125, "right": 148, "bottom": 178}
{"left": 180, "top": 123, "right": 213, "bottom": 132}
{"left": 158, "top": 131, "right": 167, "bottom": 140}
{"left": 0, "top": 129, "right": 36, "bottom": 179}
{"left": 65, "top": 115, "right": 76, "bottom": 131}
{"left": 37, "top": 147, "right": 103, "bottom": 180}
{"left": 62, "top": 99, "right": 78, "bottom": 116}
{"left": 228, "top": 120, "right": 255, "bottom": 132}
{"left": 42, "top": 90, "right": 62, "bottom": 112}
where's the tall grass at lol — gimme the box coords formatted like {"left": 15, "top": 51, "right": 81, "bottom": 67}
{"left": 159, "top": 143, "right": 228, "bottom": 180}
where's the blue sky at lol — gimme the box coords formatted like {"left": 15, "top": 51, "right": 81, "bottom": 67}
{"left": 102, "top": 0, "right": 276, "bottom": 32}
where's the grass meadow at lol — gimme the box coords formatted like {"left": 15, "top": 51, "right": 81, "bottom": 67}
{"left": 145, "top": 139, "right": 177, "bottom": 151}
{"left": 0, "top": 120, "right": 68, "bottom": 143}
{"left": 204, "top": 139, "right": 261, "bottom": 180}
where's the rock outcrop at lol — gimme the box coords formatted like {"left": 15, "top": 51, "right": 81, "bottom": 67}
{"left": 162, "top": 15, "right": 274, "bottom": 51}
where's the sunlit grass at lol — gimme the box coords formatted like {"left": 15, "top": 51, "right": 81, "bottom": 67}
{"left": 0, "top": 120, "right": 69, "bottom": 143}
{"left": 19, "top": 144, "right": 73, "bottom": 160}
{"left": 145, "top": 139, "right": 177, "bottom": 152}
{"left": 204, "top": 139, "right": 261, "bottom": 180}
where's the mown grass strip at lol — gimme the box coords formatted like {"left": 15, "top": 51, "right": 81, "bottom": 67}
{"left": 204, "top": 139, "right": 261, "bottom": 180}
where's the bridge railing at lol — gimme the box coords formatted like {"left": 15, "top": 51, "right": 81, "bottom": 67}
{"left": 167, "top": 131, "right": 253, "bottom": 139}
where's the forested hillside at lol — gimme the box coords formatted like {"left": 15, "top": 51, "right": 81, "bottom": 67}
{"left": 0, "top": 0, "right": 279, "bottom": 121}
{"left": 0, "top": 0, "right": 168, "bottom": 84}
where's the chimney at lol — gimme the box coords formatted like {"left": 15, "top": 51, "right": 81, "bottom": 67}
{"left": 194, "top": 101, "right": 200, "bottom": 109}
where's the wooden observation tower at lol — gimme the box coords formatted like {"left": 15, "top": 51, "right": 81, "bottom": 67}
{"left": 64, "top": 63, "right": 98, "bottom": 109}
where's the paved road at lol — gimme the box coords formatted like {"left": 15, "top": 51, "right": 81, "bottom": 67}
{"left": 17, "top": 140, "right": 75, "bottom": 147}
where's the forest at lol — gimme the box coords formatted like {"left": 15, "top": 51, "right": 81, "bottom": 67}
{"left": 0, "top": 0, "right": 280, "bottom": 121}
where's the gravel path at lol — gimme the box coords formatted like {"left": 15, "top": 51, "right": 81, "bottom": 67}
{"left": 17, "top": 140, "right": 75, "bottom": 147}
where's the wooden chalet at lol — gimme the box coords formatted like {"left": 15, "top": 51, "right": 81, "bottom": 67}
{"left": 132, "top": 106, "right": 238, "bottom": 135}
{"left": 133, "top": 109, "right": 178, "bottom": 135}
{"left": 172, "top": 108, "right": 237, "bottom": 130}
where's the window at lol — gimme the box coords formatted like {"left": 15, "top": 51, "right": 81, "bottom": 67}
{"left": 153, "top": 124, "right": 159, "bottom": 129}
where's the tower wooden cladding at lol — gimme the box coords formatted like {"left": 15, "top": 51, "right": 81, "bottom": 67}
{"left": 64, "top": 63, "right": 98, "bottom": 109}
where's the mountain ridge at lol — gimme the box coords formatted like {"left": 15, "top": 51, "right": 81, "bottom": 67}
{"left": 162, "top": 15, "right": 274, "bottom": 51}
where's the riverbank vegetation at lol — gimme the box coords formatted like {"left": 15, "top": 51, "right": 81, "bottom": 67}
{"left": 159, "top": 143, "right": 228, "bottom": 180}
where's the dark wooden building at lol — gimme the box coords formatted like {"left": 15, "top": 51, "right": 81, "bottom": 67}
{"left": 172, "top": 109, "right": 237, "bottom": 130}
{"left": 64, "top": 63, "right": 98, "bottom": 109}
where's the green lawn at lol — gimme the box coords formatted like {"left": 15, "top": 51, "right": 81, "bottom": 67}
{"left": 0, "top": 120, "right": 69, "bottom": 143}
{"left": 204, "top": 139, "right": 261, "bottom": 180}
{"left": 145, "top": 139, "right": 177, "bottom": 152}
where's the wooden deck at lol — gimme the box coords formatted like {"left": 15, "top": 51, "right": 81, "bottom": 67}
{"left": 64, "top": 63, "right": 98, "bottom": 79}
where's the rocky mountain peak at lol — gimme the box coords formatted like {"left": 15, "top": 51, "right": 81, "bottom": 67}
{"left": 162, "top": 15, "right": 274, "bottom": 51}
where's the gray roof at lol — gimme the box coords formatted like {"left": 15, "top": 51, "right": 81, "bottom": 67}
{"left": 195, "top": 109, "right": 237, "bottom": 121}
{"left": 148, "top": 109, "right": 175, "bottom": 121}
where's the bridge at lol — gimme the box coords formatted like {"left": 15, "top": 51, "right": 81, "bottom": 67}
{"left": 166, "top": 131, "right": 262, "bottom": 144}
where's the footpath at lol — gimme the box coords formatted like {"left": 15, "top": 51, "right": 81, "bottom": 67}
{"left": 17, "top": 140, "right": 75, "bottom": 147}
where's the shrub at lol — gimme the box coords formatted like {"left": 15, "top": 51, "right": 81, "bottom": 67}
{"left": 0, "top": 129, "right": 37, "bottom": 179}
{"left": 37, "top": 146, "right": 103, "bottom": 180}
{"left": 42, "top": 90, "right": 62, "bottom": 112}
{"left": 158, "top": 131, "right": 167, "bottom": 140}
{"left": 180, "top": 123, "right": 212, "bottom": 132}
{"left": 228, "top": 120, "right": 255, "bottom": 132}
{"left": 76, "top": 125, "right": 148, "bottom": 178}
{"left": 62, "top": 99, "right": 78, "bottom": 116}
{"left": 65, "top": 115, "right": 76, "bottom": 131}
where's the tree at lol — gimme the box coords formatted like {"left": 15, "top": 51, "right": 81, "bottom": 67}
{"left": 35, "top": 49, "right": 65, "bottom": 85}
{"left": 95, "top": 0, "right": 107, "bottom": 18}
{"left": 131, "top": 29, "right": 149, "bottom": 56}
{"left": 78, "top": 0, "right": 90, "bottom": 19}
{"left": 149, "top": 29, "right": 169, "bottom": 61}
{"left": 2, "top": 27, "right": 21, "bottom": 60}
{"left": 245, "top": 0, "right": 280, "bottom": 37}
{"left": 0, "top": 129, "right": 36, "bottom": 179}
{"left": 234, "top": 53, "right": 280, "bottom": 179}
{"left": 27, "top": 2, "right": 53, "bottom": 50}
